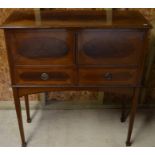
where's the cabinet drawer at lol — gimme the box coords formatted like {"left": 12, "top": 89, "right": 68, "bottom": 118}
{"left": 14, "top": 67, "right": 77, "bottom": 85}
{"left": 6, "top": 29, "right": 75, "bottom": 65}
{"left": 78, "top": 30, "right": 144, "bottom": 66}
{"left": 79, "top": 68, "right": 138, "bottom": 86}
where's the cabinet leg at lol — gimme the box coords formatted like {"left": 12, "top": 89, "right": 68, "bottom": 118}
{"left": 24, "top": 95, "right": 31, "bottom": 123}
{"left": 13, "top": 88, "right": 27, "bottom": 147}
{"left": 126, "top": 88, "right": 140, "bottom": 146}
{"left": 121, "top": 101, "right": 126, "bottom": 123}
{"left": 120, "top": 96, "right": 129, "bottom": 123}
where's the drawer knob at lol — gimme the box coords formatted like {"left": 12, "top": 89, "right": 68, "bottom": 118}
{"left": 143, "top": 23, "right": 148, "bottom": 27}
{"left": 40, "top": 73, "right": 49, "bottom": 81}
{"left": 104, "top": 72, "right": 113, "bottom": 80}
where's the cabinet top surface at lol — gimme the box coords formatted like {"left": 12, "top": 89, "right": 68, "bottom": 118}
{"left": 0, "top": 10, "right": 152, "bottom": 29}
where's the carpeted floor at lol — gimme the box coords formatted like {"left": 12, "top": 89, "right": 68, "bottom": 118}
{"left": 0, "top": 109, "right": 155, "bottom": 147}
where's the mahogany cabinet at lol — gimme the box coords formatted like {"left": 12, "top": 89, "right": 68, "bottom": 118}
{"left": 0, "top": 9, "right": 152, "bottom": 146}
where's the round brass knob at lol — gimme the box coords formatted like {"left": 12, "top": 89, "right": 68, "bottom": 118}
{"left": 104, "top": 72, "right": 113, "bottom": 80}
{"left": 40, "top": 73, "right": 49, "bottom": 81}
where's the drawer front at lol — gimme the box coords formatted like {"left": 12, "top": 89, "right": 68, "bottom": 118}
{"left": 14, "top": 67, "right": 77, "bottom": 85}
{"left": 79, "top": 68, "right": 138, "bottom": 85}
{"left": 7, "top": 29, "right": 75, "bottom": 65}
{"left": 78, "top": 30, "right": 144, "bottom": 66}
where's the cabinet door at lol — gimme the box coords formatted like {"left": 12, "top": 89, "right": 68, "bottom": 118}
{"left": 78, "top": 29, "right": 144, "bottom": 66}
{"left": 6, "top": 29, "right": 75, "bottom": 65}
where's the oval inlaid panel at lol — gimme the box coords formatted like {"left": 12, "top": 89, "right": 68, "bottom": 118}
{"left": 83, "top": 38, "right": 134, "bottom": 58}
{"left": 20, "top": 71, "right": 70, "bottom": 81}
{"left": 17, "top": 37, "right": 69, "bottom": 59}
{"left": 79, "top": 68, "right": 137, "bottom": 85}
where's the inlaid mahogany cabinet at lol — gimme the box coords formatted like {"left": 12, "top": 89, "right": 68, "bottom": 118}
{"left": 0, "top": 10, "right": 152, "bottom": 146}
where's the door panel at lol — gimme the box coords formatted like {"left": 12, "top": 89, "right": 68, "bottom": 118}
{"left": 7, "top": 29, "right": 75, "bottom": 65}
{"left": 78, "top": 29, "right": 144, "bottom": 66}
